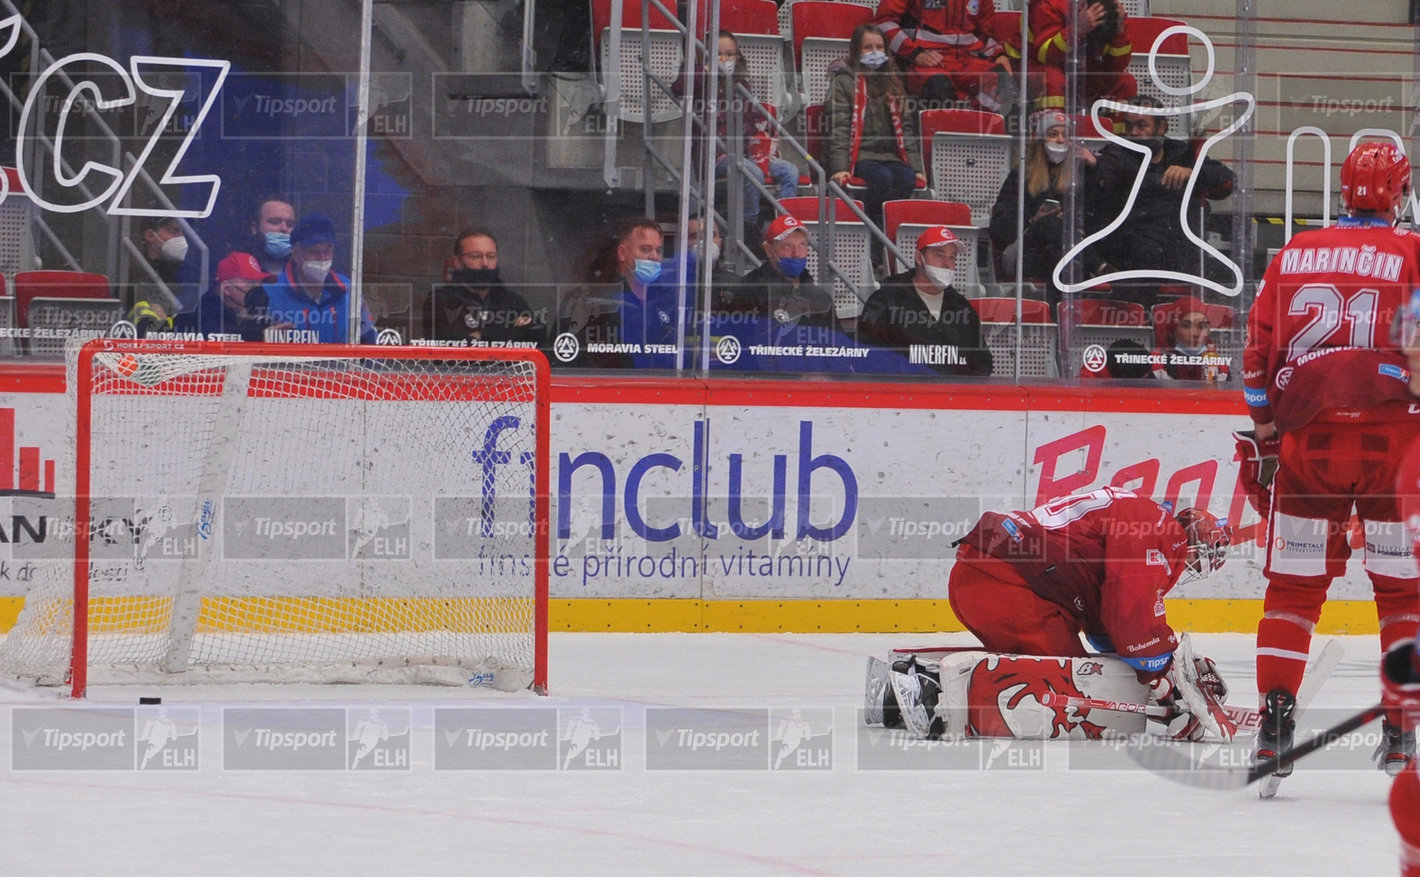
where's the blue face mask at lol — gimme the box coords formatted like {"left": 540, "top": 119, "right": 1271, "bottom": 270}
{"left": 264, "top": 231, "right": 292, "bottom": 259}
{"left": 777, "top": 256, "right": 808, "bottom": 278}
{"left": 633, "top": 258, "right": 662, "bottom": 283}
{"left": 859, "top": 51, "right": 889, "bottom": 70}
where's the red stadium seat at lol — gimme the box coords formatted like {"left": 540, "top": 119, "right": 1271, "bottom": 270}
{"left": 13, "top": 270, "right": 111, "bottom": 329}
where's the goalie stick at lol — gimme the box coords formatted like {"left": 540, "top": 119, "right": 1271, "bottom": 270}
{"left": 1125, "top": 638, "right": 1347, "bottom": 791}
{"left": 1039, "top": 692, "right": 1263, "bottom": 735}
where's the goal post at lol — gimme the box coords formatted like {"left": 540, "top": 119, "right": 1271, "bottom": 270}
{"left": 2, "top": 339, "right": 550, "bottom": 697}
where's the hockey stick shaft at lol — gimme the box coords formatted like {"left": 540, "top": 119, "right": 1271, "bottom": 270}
{"left": 1040, "top": 692, "right": 1262, "bottom": 732}
{"left": 1247, "top": 702, "right": 1385, "bottom": 783}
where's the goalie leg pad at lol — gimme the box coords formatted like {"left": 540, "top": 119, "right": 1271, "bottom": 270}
{"left": 889, "top": 668, "right": 943, "bottom": 739}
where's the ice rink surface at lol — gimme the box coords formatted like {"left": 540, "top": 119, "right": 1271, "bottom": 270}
{"left": 0, "top": 632, "right": 1403, "bottom": 875}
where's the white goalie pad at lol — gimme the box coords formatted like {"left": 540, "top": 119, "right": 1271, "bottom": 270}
{"left": 870, "top": 648, "right": 1150, "bottom": 740}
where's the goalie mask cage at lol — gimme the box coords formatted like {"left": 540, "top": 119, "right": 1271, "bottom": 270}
{"left": 0, "top": 339, "right": 549, "bottom": 697}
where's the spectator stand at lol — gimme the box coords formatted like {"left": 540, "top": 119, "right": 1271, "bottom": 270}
{"left": 969, "top": 296, "right": 1059, "bottom": 379}
{"left": 0, "top": 169, "right": 35, "bottom": 279}
{"left": 919, "top": 109, "right": 1012, "bottom": 227}
{"left": 0, "top": 274, "right": 13, "bottom": 357}
{"left": 12, "top": 270, "right": 113, "bottom": 357}
{"left": 791, "top": 2, "right": 871, "bottom": 110}
{"left": 1060, "top": 297, "right": 1151, "bottom": 375}
{"left": 1125, "top": 17, "right": 1194, "bottom": 128}
{"left": 779, "top": 195, "right": 874, "bottom": 319}
{"left": 880, "top": 199, "right": 990, "bottom": 295}
{"left": 593, "top": 0, "right": 685, "bottom": 125}
{"left": 713, "top": 0, "right": 786, "bottom": 114}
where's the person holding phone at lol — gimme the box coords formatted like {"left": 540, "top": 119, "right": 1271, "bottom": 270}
{"left": 988, "top": 109, "right": 1100, "bottom": 298}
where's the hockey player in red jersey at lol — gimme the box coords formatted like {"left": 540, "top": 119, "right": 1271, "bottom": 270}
{"left": 942, "top": 487, "right": 1233, "bottom": 739}
{"left": 1241, "top": 140, "right": 1420, "bottom": 787}
{"left": 1387, "top": 443, "right": 1420, "bottom": 877}
{"left": 872, "top": 0, "right": 1012, "bottom": 112}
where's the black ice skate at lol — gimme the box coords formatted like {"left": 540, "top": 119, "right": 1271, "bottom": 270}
{"left": 1373, "top": 717, "right": 1416, "bottom": 777}
{"left": 1256, "top": 689, "right": 1296, "bottom": 799}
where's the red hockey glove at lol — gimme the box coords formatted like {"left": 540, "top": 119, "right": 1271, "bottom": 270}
{"left": 1192, "top": 655, "right": 1228, "bottom": 702}
{"left": 1147, "top": 672, "right": 1204, "bottom": 741}
{"left": 1233, "top": 429, "right": 1280, "bottom": 515}
{"left": 1382, "top": 641, "right": 1420, "bottom": 718}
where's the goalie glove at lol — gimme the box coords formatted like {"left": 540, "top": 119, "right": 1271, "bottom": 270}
{"left": 1233, "top": 429, "right": 1280, "bottom": 515}
{"left": 1147, "top": 672, "right": 1204, "bottom": 741}
{"left": 1147, "top": 655, "right": 1236, "bottom": 742}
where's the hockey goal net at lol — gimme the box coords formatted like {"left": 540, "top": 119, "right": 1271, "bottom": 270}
{"left": 0, "top": 339, "right": 549, "bottom": 696}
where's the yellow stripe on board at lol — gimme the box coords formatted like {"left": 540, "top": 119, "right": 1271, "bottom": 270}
{"left": 0, "top": 597, "right": 1384, "bottom": 635}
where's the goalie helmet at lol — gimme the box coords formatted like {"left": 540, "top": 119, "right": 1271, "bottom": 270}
{"left": 1176, "top": 508, "right": 1232, "bottom": 582}
{"left": 1340, "top": 141, "right": 1411, "bottom": 216}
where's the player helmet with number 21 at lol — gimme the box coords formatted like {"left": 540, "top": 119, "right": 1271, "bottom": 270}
{"left": 1176, "top": 508, "right": 1232, "bottom": 583}
{"left": 1340, "top": 142, "right": 1411, "bottom": 216}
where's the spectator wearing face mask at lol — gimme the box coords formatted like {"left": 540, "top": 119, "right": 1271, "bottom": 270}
{"left": 858, "top": 225, "right": 992, "bottom": 376}
{"left": 825, "top": 23, "right": 926, "bottom": 265}
{"left": 424, "top": 228, "right": 542, "bottom": 346}
{"left": 1087, "top": 96, "right": 1236, "bottom": 298}
{"left": 264, "top": 213, "right": 377, "bottom": 344}
{"left": 989, "top": 109, "right": 1099, "bottom": 291}
{"left": 1150, "top": 295, "right": 1229, "bottom": 383}
{"left": 242, "top": 195, "right": 297, "bottom": 277}
{"left": 128, "top": 215, "right": 188, "bottom": 324}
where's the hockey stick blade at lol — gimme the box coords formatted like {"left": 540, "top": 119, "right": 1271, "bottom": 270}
{"left": 1126, "top": 703, "right": 1384, "bottom": 790}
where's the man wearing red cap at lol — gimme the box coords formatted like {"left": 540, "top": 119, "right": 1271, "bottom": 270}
{"left": 173, "top": 252, "right": 289, "bottom": 341}
{"left": 858, "top": 225, "right": 991, "bottom": 376}
{"left": 728, "top": 215, "right": 838, "bottom": 346}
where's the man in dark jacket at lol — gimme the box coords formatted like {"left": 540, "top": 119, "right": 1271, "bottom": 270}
{"left": 424, "top": 228, "right": 542, "bottom": 346}
{"left": 729, "top": 215, "right": 838, "bottom": 335}
{"left": 1088, "top": 96, "right": 1236, "bottom": 282}
{"left": 858, "top": 225, "right": 992, "bottom": 376}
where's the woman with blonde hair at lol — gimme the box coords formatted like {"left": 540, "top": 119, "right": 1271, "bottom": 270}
{"left": 988, "top": 109, "right": 1099, "bottom": 284}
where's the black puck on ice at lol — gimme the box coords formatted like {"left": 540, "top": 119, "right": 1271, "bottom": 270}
{"left": 139, "top": 696, "right": 162, "bottom": 705}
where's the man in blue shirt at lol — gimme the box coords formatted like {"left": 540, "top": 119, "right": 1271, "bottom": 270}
{"left": 264, "top": 213, "right": 377, "bottom": 344}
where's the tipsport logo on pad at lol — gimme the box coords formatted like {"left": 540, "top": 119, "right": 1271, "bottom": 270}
{"left": 224, "top": 497, "right": 347, "bottom": 561}
{"left": 434, "top": 708, "right": 557, "bottom": 770}
{"left": 644, "top": 708, "right": 770, "bottom": 770}
{"left": 223, "top": 708, "right": 346, "bottom": 770}
{"left": 12, "top": 708, "right": 136, "bottom": 770}
{"left": 856, "top": 717, "right": 1046, "bottom": 771}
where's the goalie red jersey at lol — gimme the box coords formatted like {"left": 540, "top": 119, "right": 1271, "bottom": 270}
{"left": 1243, "top": 218, "right": 1420, "bottom": 431}
{"left": 951, "top": 488, "right": 1205, "bottom": 679}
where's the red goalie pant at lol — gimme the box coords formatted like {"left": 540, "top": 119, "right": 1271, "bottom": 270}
{"left": 948, "top": 544, "right": 1086, "bottom": 657}
{"left": 1257, "top": 421, "right": 1420, "bottom": 700}
{"left": 1395, "top": 766, "right": 1420, "bottom": 877}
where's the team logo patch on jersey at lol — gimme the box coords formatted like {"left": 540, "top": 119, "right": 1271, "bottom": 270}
{"left": 966, "top": 0, "right": 980, "bottom": 13}
{"left": 1001, "top": 517, "right": 1022, "bottom": 541}
{"left": 1146, "top": 548, "right": 1166, "bottom": 566}
{"left": 1275, "top": 366, "right": 1293, "bottom": 390}
{"left": 1380, "top": 363, "right": 1408, "bottom": 381}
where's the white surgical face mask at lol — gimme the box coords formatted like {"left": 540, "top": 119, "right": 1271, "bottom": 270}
{"left": 1177, "top": 343, "right": 1209, "bottom": 356}
{"left": 860, "top": 51, "right": 888, "bottom": 70}
{"left": 718, "top": 59, "right": 737, "bottom": 76}
{"left": 159, "top": 235, "right": 188, "bottom": 262}
{"left": 1044, "top": 142, "right": 1070, "bottom": 165}
{"left": 924, "top": 264, "right": 955, "bottom": 290}
{"left": 706, "top": 240, "right": 720, "bottom": 264}
{"left": 302, "top": 259, "right": 333, "bottom": 282}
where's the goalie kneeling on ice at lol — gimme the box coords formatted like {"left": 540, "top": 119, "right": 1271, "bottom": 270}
{"left": 866, "top": 650, "right": 1150, "bottom": 740}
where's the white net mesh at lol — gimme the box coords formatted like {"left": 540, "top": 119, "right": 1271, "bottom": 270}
{"left": 0, "top": 340, "right": 548, "bottom": 693}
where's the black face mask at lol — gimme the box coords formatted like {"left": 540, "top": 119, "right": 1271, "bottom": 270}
{"left": 1132, "top": 136, "right": 1165, "bottom": 155}
{"left": 452, "top": 267, "right": 499, "bottom": 287}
